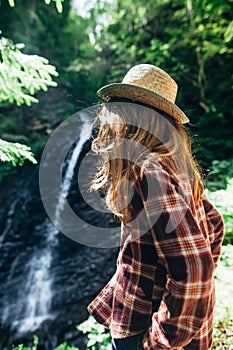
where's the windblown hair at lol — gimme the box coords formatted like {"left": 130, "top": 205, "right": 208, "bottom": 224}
{"left": 91, "top": 101, "right": 204, "bottom": 222}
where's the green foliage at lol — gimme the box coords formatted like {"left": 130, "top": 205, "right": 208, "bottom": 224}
{"left": 0, "top": 139, "right": 37, "bottom": 166}
{"left": 10, "top": 317, "right": 111, "bottom": 350}
{"left": 220, "top": 246, "right": 233, "bottom": 268}
{"left": 55, "top": 343, "right": 80, "bottom": 350}
{"left": 77, "top": 316, "right": 111, "bottom": 350}
{"left": 11, "top": 335, "right": 81, "bottom": 350}
{"left": 7, "top": 0, "right": 64, "bottom": 13}
{"left": 44, "top": 0, "right": 64, "bottom": 13}
{"left": 0, "top": 37, "right": 58, "bottom": 106}
{"left": 91, "top": 0, "right": 233, "bottom": 170}
{"left": 204, "top": 158, "right": 233, "bottom": 191}
{"left": 12, "top": 335, "right": 39, "bottom": 350}
{"left": 0, "top": 35, "right": 49, "bottom": 166}
{"left": 0, "top": 2, "right": 61, "bottom": 170}
{"left": 0, "top": 162, "right": 18, "bottom": 182}
{"left": 206, "top": 179, "right": 233, "bottom": 245}
{"left": 222, "top": 215, "right": 233, "bottom": 245}
{"left": 0, "top": 0, "right": 101, "bottom": 178}
{"left": 0, "top": 0, "right": 232, "bottom": 180}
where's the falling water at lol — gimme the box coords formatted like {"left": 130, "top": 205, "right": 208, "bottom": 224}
{"left": 54, "top": 117, "right": 92, "bottom": 226}
{"left": 0, "top": 199, "right": 18, "bottom": 248}
{"left": 14, "top": 240, "right": 54, "bottom": 333}
{"left": 11, "top": 115, "right": 92, "bottom": 333}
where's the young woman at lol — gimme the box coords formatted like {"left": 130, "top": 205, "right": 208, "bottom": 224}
{"left": 87, "top": 64, "right": 224, "bottom": 350}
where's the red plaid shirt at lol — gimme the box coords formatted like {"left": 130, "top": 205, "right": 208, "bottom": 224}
{"left": 88, "top": 157, "right": 224, "bottom": 350}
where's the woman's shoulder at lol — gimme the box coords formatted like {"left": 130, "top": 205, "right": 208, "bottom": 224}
{"left": 134, "top": 152, "right": 166, "bottom": 171}
{"left": 135, "top": 154, "right": 178, "bottom": 180}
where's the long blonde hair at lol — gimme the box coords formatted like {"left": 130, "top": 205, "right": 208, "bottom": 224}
{"left": 91, "top": 102, "right": 204, "bottom": 222}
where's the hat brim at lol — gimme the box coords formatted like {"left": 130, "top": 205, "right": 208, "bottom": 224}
{"left": 97, "top": 83, "right": 189, "bottom": 124}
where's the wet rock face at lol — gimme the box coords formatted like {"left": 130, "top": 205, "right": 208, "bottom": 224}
{"left": 0, "top": 138, "right": 119, "bottom": 349}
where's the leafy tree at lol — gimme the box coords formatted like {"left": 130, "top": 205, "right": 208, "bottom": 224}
{"left": 0, "top": 0, "right": 64, "bottom": 167}
{"left": 0, "top": 0, "right": 104, "bottom": 182}
{"left": 0, "top": 36, "right": 58, "bottom": 165}
{"left": 90, "top": 0, "right": 233, "bottom": 174}
{"left": 0, "top": 0, "right": 104, "bottom": 166}
{"left": 1, "top": 0, "right": 232, "bottom": 182}
{"left": 0, "top": 37, "right": 58, "bottom": 106}
{"left": 0, "top": 139, "right": 37, "bottom": 166}
{"left": 7, "top": 0, "right": 64, "bottom": 13}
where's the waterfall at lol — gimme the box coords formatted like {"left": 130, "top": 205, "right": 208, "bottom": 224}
{"left": 13, "top": 237, "right": 54, "bottom": 333}
{"left": 11, "top": 115, "right": 92, "bottom": 333}
{"left": 0, "top": 199, "right": 18, "bottom": 248}
{"left": 54, "top": 118, "right": 92, "bottom": 226}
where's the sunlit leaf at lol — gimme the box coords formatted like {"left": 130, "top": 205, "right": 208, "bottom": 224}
{"left": 8, "top": 0, "right": 15, "bottom": 7}
{"left": 55, "top": 0, "right": 63, "bottom": 13}
{"left": 0, "top": 37, "right": 58, "bottom": 106}
{"left": 0, "top": 139, "right": 37, "bottom": 166}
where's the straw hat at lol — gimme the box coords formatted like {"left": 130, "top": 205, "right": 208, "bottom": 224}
{"left": 97, "top": 64, "right": 189, "bottom": 124}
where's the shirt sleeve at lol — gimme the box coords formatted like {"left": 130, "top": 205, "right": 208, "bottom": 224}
{"left": 202, "top": 195, "right": 224, "bottom": 267}
{"left": 87, "top": 274, "right": 116, "bottom": 328}
{"left": 132, "top": 162, "right": 223, "bottom": 349}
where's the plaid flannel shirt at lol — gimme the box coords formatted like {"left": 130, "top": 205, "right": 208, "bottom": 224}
{"left": 88, "top": 157, "right": 224, "bottom": 350}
